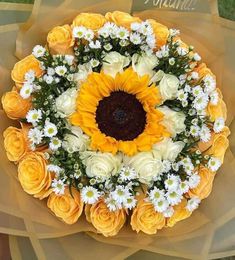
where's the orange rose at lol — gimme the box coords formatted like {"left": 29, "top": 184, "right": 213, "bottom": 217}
{"left": 131, "top": 199, "right": 165, "bottom": 234}
{"left": 3, "top": 125, "right": 30, "bottom": 162}
{"left": 18, "top": 152, "right": 52, "bottom": 199}
{"left": 167, "top": 199, "right": 191, "bottom": 227}
{"left": 147, "top": 19, "right": 169, "bottom": 48}
{"left": 188, "top": 166, "right": 214, "bottom": 200}
{"left": 11, "top": 55, "right": 43, "bottom": 88}
{"left": 1, "top": 90, "right": 31, "bottom": 119}
{"left": 105, "top": 11, "right": 141, "bottom": 29}
{"left": 85, "top": 198, "right": 126, "bottom": 237}
{"left": 47, "top": 188, "right": 83, "bottom": 224}
{"left": 72, "top": 13, "right": 106, "bottom": 30}
{"left": 47, "top": 25, "right": 74, "bottom": 55}
{"left": 207, "top": 89, "right": 227, "bottom": 122}
{"left": 194, "top": 63, "right": 214, "bottom": 78}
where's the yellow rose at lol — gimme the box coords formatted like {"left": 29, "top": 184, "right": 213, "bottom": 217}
{"left": 131, "top": 199, "right": 165, "bottom": 234}
{"left": 18, "top": 152, "right": 52, "bottom": 200}
{"left": 105, "top": 11, "right": 141, "bottom": 29}
{"left": 72, "top": 13, "right": 106, "bottom": 30}
{"left": 3, "top": 125, "right": 30, "bottom": 162}
{"left": 167, "top": 199, "right": 191, "bottom": 227}
{"left": 1, "top": 90, "right": 31, "bottom": 119}
{"left": 147, "top": 19, "right": 169, "bottom": 48}
{"left": 47, "top": 188, "right": 83, "bottom": 224}
{"left": 47, "top": 25, "right": 74, "bottom": 55}
{"left": 194, "top": 63, "right": 214, "bottom": 78}
{"left": 11, "top": 55, "right": 43, "bottom": 88}
{"left": 85, "top": 198, "right": 126, "bottom": 237}
{"left": 207, "top": 89, "right": 227, "bottom": 122}
{"left": 188, "top": 166, "right": 214, "bottom": 200}
{"left": 207, "top": 127, "right": 230, "bottom": 163}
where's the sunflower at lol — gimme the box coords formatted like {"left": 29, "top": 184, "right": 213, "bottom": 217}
{"left": 70, "top": 68, "right": 169, "bottom": 156}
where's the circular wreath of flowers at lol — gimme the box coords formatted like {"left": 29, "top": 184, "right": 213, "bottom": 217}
{"left": 2, "top": 11, "right": 230, "bottom": 237}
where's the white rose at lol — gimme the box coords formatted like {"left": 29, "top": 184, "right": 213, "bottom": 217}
{"left": 63, "top": 126, "right": 90, "bottom": 153}
{"left": 132, "top": 53, "right": 159, "bottom": 77}
{"left": 158, "top": 106, "right": 186, "bottom": 137}
{"left": 126, "top": 151, "right": 163, "bottom": 184}
{"left": 55, "top": 88, "right": 77, "bottom": 117}
{"left": 102, "top": 51, "right": 130, "bottom": 77}
{"left": 81, "top": 151, "right": 122, "bottom": 179}
{"left": 153, "top": 138, "right": 185, "bottom": 162}
{"left": 158, "top": 74, "right": 179, "bottom": 101}
{"left": 73, "top": 63, "right": 92, "bottom": 85}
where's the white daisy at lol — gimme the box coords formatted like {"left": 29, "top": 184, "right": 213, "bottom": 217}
{"left": 184, "top": 84, "right": 191, "bottom": 93}
{"left": 203, "top": 75, "right": 216, "bottom": 94}
{"left": 208, "top": 157, "right": 221, "bottom": 172}
{"left": 49, "top": 137, "right": 62, "bottom": 151}
{"left": 55, "top": 65, "right": 67, "bottom": 76}
{"left": 81, "top": 186, "right": 100, "bottom": 204}
{"left": 153, "top": 198, "right": 169, "bottom": 213}
{"left": 146, "top": 34, "right": 156, "bottom": 49}
{"left": 103, "top": 43, "right": 112, "bottom": 51}
{"left": 123, "top": 196, "right": 137, "bottom": 210}
{"left": 192, "top": 85, "right": 203, "bottom": 97}
{"left": 105, "top": 195, "right": 122, "bottom": 211}
{"left": 90, "top": 58, "right": 100, "bottom": 68}
{"left": 43, "top": 74, "right": 54, "bottom": 84}
{"left": 28, "top": 128, "right": 43, "bottom": 145}
{"left": 191, "top": 72, "right": 199, "bottom": 80}
{"left": 120, "top": 166, "right": 137, "bottom": 181}
{"left": 148, "top": 187, "right": 165, "bottom": 202}
{"left": 177, "top": 89, "right": 188, "bottom": 101}
{"left": 179, "top": 181, "right": 190, "bottom": 194}
{"left": 186, "top": 197, "right": 201, "bottom": 211}
{"left": 98, "top": 27, "right": 109, "bottom": 38}
{"left": 51, "top": 179, "right": 66, "bottom": 195}
{"left": 179, "top": 74, "right": 187, "bottom": 85}
{"left": 73, "top": 26, "right": 86, "bottom": 38}
{"left": 166, "top": 190, "right": 182, "bottom": 206}
{"left": 64, "top": 55, "right": 74, "bottom": 65}
{"left": 210, "top": 90, "right": 219, "bottom": 105}
{"left": 164, "top": 175, "right": 180, "bottom": 191}
{"left": 47, "top": 67, "right": 55, "bottom": 76}
{"left": 156, "top": 45, "right": 169, "bottom": 58}
{"left": 117, "top": 26, "right": 129, "bottom": 40}
{"left": 32, "top": 45, "right": 46, "bottom": 58}
{"left": 44, "top": 122, "right": 58, "bottom": 137}
{"left": 193, "top": 93, "right": 209, "bottom": 111}
{"left": 112, "top": 185, "right": 131, "bottom": 204}
{"left": 89, "top": 40, "right": 101, "bottom": 49}
{"left": 177, "top": 47, "right": 188, "bottom": 56}
{"left": 200, "top": 124, "right": 211, "bottom": 143}
{"left": 20, "top": 83, "right": 33, "bottom": 99}
{"left": 162, "top": 160, "right": 172, "bottom": 173}
{"left": 139, "top": 21, "right": 153, "bottom": 36}
{"left": 26, "top": 109, "right": 42, "bottom": 124}
{"left": 47, "top": 164, "right": 63, "bottom": 174}
{"left": 24, "top": 70, "right": 35, "bottom": 83}
{"left": 213, "top": 117, "right": 225, "bottom": 133}
{"left": 190, "top": 125, "right": 200, "bottom": 137}
{"left": 169, "top": 57, "right": 175, "bottom": 65}
{"left": 193, "top": 53, "right": 201, "bottom": 61}
{"left": 169, "top": 28, "right": 180, "bottom": 37}
{"left": 130, "top": 22, "right": 141, "bottom": 31}
{"left": 188, "top": 173, "right": 201, "bottom": 189}
{"left": 84, "top": 29, "right": 94, "bottom": 41}
{"left": 163, "top": 206, "right": 174, "bottom": 218}
{"left": 130, "top": 32, "right": 141, "bottom": 45}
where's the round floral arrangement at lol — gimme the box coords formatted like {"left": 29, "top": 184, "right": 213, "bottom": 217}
{"left": 2, "top": 11, "right": 230, "bottom": 236}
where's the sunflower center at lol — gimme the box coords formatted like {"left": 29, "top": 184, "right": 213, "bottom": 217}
{"left": 96, "top": 91, "right": 146, "bottom": 141}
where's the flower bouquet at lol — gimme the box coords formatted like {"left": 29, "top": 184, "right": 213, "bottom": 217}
{"left": 1, "top": 10, "right": 230, "bottom": 238}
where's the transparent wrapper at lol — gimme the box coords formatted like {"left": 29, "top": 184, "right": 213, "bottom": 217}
{"left": 0, "top": 0, "right": 235, "bottom": 259}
